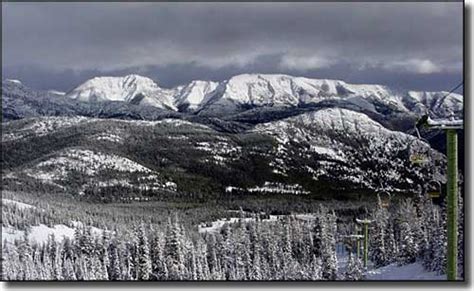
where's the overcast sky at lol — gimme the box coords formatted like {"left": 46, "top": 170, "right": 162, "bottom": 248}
{"left": 2, "top": 2, "right": 463, "bottom": 93}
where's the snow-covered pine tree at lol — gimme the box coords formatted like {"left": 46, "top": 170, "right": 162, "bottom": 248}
{"left": 121, "top": 245, "right": 134, "bottom": 280}
{"left": 108, "top": 239, "right": 122, "bottom": 280}
{"left": 397, "top": 221, "right": 417, "bottom": 265}
{"left": 421, "top": 198, "right": 437, "bottom": 272}
{"left": 321, "top": 211, "right": 338, "bottom": 280}
{"left": 150, "top": 232, "right": 166, "bottom": 280}
{"left": 395, "top": 199, "right": 419, "bottom": 265}
{"left": 197, "top": 242, "right": 210, "bottom": 280}
{"left": 62, "top": 258, "right": 77, "bottom": 280}
{"left": 74, "top": 225, "right": 94, "bottom": 258}
{"left": 344, "top": 254, "right": 364, "bottom": 281}
{"left": 75, "top": 255, "right": 87, "bottom": 280}
{"left": 312, "top": 215, "right": 323, "bottom": 258}
{"left": 135, "top": 223, "right": 152, "bottom": 280}
{"left": 164, "top": 217, "right": 185, "bottom": 280}
{"left": 310, "top": 255, "right": 322, "bottom": 280}
{"left": 370, "top": 194, "right": 389, "bottom": 267}
{"left": 430, "top": 207, "right": 447, "bottom": 274}
{"left": 46, "top": 234, "right": 62, "bottom": 280}
{"left": 385, "top": 220, "right": 398, "bottom": 264}
{"left": 280, "top": 217, "right": 295, "bottom": 280}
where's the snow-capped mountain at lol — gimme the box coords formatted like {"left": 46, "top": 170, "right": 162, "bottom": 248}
{"left": 195, "top": 74, "right": 462, "bottom": 119}
{"left": 197, "top": 74, "right": 395, "bottom": 115}
{"left": 66, "top": 74, "right": 178, "bottom": 110}
{"left": 61, "top": 73, "right": 463, "bottom": 120}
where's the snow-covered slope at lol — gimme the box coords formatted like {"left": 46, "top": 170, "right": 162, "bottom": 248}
{"left": 67, "top": 74, "right": 178, "bottom": 110}
{"left": 2, "top": 116, "right": 93, "bottom": 142}
{"left": 197, "top": 74, "right": 394, "bottom": 115}
{"left": 174, "top": 80, "right": 218, "bottom": 111}
{"left": 195, "top": 74, "right": 462, "bottom": 119}
{"left": 404, "top": 90, "right": 463, "bottom": 118}
{"left": 60, "top": 74, "right": 463, "bottom": 120}
{"left": 365, "top": 262, "right": 446, "bottom": 280}
{"left": 254, "top": 108, "right": 445, "bottom": 191}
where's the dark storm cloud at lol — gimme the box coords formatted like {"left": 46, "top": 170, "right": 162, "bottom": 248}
{"left": 2, "top": 2, "right": 463, "bottom": 92}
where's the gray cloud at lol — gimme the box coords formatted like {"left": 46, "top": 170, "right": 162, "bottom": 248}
{"left": 2, "top": 2, "right": 463, "bottom": 92}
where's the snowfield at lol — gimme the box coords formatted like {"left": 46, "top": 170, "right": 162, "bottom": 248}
{"left": 2, "top": 223, "right": 103, "bottom": 245}
{"left": 366, "top": 262, "right": 446, "bottom": 280}
{"left": 2, "top": 224, "right": 76, "bottom": 244}
{"left": 26, "top": 148, "right": 154, "bottom": 181}
{"left": 66, "top": 74, "right": 178, "bottom": 110}
{"left": 2, "top": 198, "right": 36, "bottom": 210}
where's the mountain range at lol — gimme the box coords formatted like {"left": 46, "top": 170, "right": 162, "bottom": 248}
{"left": 1, "top": 74, "right": 463, "bottom": 201}
{"left": 63, "top": 74, "right": 462, "bottom": 119}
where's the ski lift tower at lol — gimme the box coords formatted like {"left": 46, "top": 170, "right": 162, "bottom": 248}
{"left": 416, "top": 114, "right": 463, "bottom": 281}
{"left": 356, "top": 218, "right": 373, "bottom": 268}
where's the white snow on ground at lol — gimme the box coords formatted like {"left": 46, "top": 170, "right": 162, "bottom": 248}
{"left": 198, "top": 216, "right": 279, "bottom": 233}
{"left": 2, "top": 116, "right": 93, "bottom": 142}
{"left": 225, "top": 182, "right": 310, "bottom": 195}
{"left": 335, "top": 241, "right": 446, "bottom": 280}
{"left": 48, "top": 90, "right": 66, "bottom": 96}
{"left": 2, "top": 224, "right": 75, "bottom": 244}
{"left": 247, "top": 182, "right": 310, "bottom": 195}
{"left": 94, "top": 133, "right": 123, "bottom": 143}
{"left": 26, "top": 148, "right": 154, "bottom": 181}
{"left": 2, "top": 199, "right": 36, "bottom": 210}
{"left": 198, "top": 212, "right": 320, "bottom": 233}
{"left": 2, "top": 222, "right": 103, "bottom": 245}
{"left": 366, "top": 262, "right": 446, "bottom": 280}
{"left": 309, "top": 145, "right": 344, "bottom": 161}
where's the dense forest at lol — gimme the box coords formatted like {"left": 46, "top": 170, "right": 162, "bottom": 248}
{"left": 1, "top": 190, "right": 464, "bottom": 281}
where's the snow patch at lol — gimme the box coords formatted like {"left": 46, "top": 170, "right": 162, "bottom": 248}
{"left": 26, "top": 148, "right": 154, "bottom": 181}
{"left": 366, "top": 262, "right": 446, "bottom": 280}
{"left": 2, "top": 199, "right": 36, "bottom": 210}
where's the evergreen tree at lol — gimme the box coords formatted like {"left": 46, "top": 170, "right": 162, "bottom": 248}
{"left": 398, "top": 221, "right": 417, "bottom": 265}
{"left": 370, "top": 195, "right": 390, "bottom": 267}
{"left": 321, "top": 211, "right": 338, "bottom": 280}
{"left": 135, "top": 223, "right": 152, "bottom": 280}
{"left": 108, "top": 239, "right": 122, "bottom": 280}
{"left": 164, "top": 217, "right": 185, "bottom": 280}
{"left": 344, "top": 254, "right": 364, "bottom": 281}
{"left": 310, "top": 255, "right": 322, "bottom": 280}
{"left": 62, "top": 258, "right": 77, "bottom": 280}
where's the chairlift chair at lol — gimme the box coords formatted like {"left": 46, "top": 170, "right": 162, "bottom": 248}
{"left": 378, "top": 191, "right": 391, "bottom": 208}
{"left": 408, "top": 122, "right": 431, "bottom": 165}
{"left": 408, "top": 139, "right": 431, "bottom": 165}
{"left": 427, "top": 181, "right": 442, "bottom": 199}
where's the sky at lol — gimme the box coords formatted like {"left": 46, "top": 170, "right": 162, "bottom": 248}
{"left": 2, "top": 2, "right": 463, "bottom": 93}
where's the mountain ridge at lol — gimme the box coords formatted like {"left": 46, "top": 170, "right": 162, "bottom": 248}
{"left": 55, "top": 73, "right": 462, "bottom": 119}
